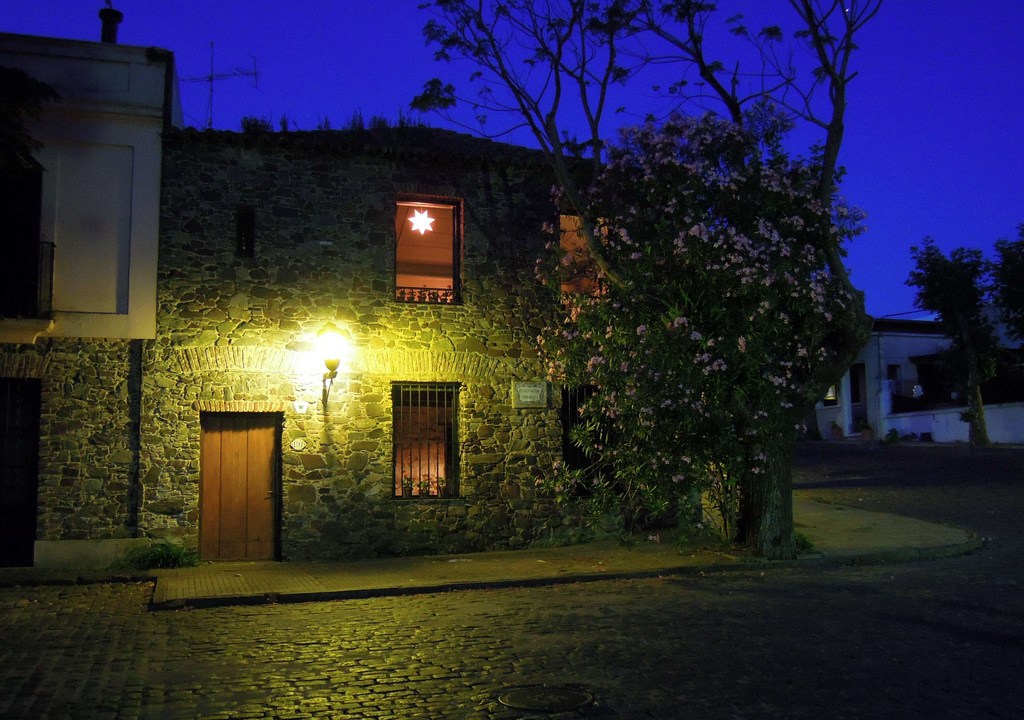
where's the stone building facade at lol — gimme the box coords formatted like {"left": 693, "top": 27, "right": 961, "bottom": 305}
{"left": 1, "top": 31, "right": 178, "bottom": 568}
{"left": 1, "top": 341, "right": 142, "bottom": 558}
{"left": 138, "top": 126, "right": 570, "bottom": 561}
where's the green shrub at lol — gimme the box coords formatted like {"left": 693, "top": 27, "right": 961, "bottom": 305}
{"left": 794, "top": 531, "right": 816, "bottom": 554}
{"left": 121, "top": 540, "right": 199, "bottom": 570}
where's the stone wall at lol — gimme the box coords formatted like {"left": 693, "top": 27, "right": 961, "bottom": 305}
{"left": 141, "top": 127, "right": 570, "bottom": 559}
{"left": 2, "top": 339, "right": 140, "bottom": 542}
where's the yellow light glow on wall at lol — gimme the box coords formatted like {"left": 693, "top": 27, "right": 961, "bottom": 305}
{"left": 317, "top": 326, "right": 353, "bottom": 373}
{"left": 315, "top": 325, "right": 354, "bottom": 409}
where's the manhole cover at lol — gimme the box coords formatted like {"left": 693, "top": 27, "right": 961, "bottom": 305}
{"left": 497, "top": 685, "right": 593, "bottom": 712}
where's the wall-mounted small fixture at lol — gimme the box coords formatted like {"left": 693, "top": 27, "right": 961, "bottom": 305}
{"left": 316, "top": 325, "right": 352, "bottom": 410}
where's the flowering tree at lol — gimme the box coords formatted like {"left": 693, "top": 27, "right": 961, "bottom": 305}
{"left": 539, "top": 114, "right": 860, "bottom": 549}
{"left": 417, "top": 0, "right": 880, "bottom": 557}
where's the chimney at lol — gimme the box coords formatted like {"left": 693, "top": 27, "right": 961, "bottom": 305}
{"left": 99, "top": 5, "right": 123, "bottom": 43}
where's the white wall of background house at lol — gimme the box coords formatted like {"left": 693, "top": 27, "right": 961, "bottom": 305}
{"left": 0, "top": 30, "right": 181, "bottom": 343}
{"left": 816, "top": 318, "right": 1024, "bottom": 444}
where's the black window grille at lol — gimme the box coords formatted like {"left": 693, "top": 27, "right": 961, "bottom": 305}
{"left": 36, "top": 241, "right": 54, "bottom": 317}
{"left": 393, "top": 383, "right": 459, "bottom": 498}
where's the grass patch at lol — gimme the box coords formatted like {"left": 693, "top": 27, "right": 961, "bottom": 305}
{"left": 120, "top": 540, "right": 199, "bottom": 570}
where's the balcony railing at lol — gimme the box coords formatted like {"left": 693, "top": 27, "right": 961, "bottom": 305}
{"left": 395, "top": 286, "right": 458, "bottom": 305}
{"left": 37, "top": 241, "right": 54, "bottom": 317}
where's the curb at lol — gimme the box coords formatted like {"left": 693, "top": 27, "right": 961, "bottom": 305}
{"left": 147, "top": 532, "right": 984, "bottom": 611}
{"left": 149, "top": 565, "right": 731, "bottom": 611}
{"left": 821, "top": 534, "right": 985, "bottom": 566}
{"left": 0, "top": 572, "right": 154, "bottom": 589}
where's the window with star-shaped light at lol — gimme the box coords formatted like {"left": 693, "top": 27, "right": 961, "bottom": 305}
{"left": 394, "top": 199, "right": 461, "bottom": 304}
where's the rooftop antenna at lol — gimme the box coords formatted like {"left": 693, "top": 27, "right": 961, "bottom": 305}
{"left": 183, "top": 42, "right": 259, "bottom": 129}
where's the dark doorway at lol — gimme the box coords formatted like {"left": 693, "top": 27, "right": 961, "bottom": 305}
{"left": 1, "top": 378, "right": 41, "bottom": 566}
{"left": 849, "top": 363, "right": 867, "bottom": 430}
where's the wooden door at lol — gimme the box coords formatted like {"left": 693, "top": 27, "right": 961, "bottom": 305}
{"left": 200, "top": 413, "right": 279, "bottom": 560}
{"left": 0, "top": 379, "right": 41, "bottom": 567}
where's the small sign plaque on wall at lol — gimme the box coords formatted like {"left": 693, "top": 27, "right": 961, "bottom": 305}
{"left": 512, "top": 381, "right": 548, "bottom": 409}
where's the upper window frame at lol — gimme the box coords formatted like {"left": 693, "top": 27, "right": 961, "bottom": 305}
{"left": 394, "top": 196, "right": 463, "bottom": 305}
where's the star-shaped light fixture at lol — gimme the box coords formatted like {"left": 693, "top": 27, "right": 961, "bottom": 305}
{"left": 408, "top": 209, "right": 435, "bottom": 235}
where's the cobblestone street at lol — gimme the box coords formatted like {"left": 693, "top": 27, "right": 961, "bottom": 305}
{"left": 3, "top": 444, "right": 1023, "bottom": 719}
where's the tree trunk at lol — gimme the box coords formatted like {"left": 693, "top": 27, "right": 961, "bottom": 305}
{"left": 737, "top": 431, "right": 796, "bottom": 559}
{"left": 968, "top": 381, "right": 990, "bottom": 447}
{"left": 960, "top": 313, "right": 991, "bottom": 448}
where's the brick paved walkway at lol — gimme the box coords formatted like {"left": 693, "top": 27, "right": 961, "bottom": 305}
{"left": 148, "top": 497, "right": 977, "bottom": 609}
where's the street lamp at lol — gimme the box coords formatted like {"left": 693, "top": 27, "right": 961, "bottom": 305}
{"left": 316, "top": 325, "right": 352, "bottom": 410}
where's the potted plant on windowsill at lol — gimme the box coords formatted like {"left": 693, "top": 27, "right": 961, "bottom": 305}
{"left": 856, "top": 419, "right": 873, "bottom": 441}
{"left": 401, "top": 476, "right": 414, "bottom": 498}
{"left": 829, "top": 420, "right": 843, "bottom": 440}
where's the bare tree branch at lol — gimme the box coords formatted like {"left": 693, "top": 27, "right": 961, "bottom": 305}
{"left": 416, "top": 1, "right": 641, "bottom": 286}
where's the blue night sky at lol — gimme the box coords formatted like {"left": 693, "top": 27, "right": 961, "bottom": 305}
{"left": 5, "top": 1, "right": 1022, "bottom": 319}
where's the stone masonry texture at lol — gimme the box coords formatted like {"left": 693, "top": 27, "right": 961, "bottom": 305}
{"left": 135, "top": 126, "right": 572, "bottom": 560}
{"left": 2, "top": 339, "right": 140, "bottom": 542}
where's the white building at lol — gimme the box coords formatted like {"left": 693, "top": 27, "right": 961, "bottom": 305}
{"left": 0, "top": 27, "right": 182, "bottom": 344}
{"left": 816, "top": 317, "right": 1024, "bottom": 444}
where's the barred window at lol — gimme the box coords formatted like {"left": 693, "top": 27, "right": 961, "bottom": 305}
{"left": 393, "top": 383, "right": 459, "bottom": 499}
{"left": 394, "top": 199, "right": 461, "bottom": 304}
